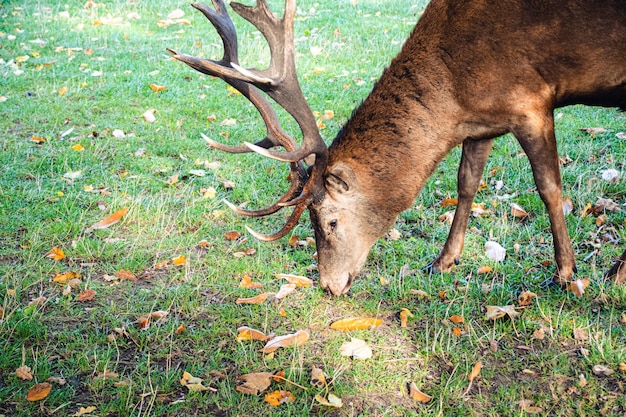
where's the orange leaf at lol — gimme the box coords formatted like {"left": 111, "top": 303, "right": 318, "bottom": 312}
{"left": 409, "top": 382, "right": 432, "bottom": 403}
{"left": 468, "top": 361, "right": 482, "bottom": 381}
{"left": 240, "top": 274, "right": 263, "bottom": 289}
{"left": 175, "top": 324, "right": 186, "bottom": 334}
{"left": 261, "top": 330, "right": 310, "bottom": 353}
{"left": 171, "top": 255, "right": 187, "bottom": 265}
{"left": 439, "top": 197, "right": 458, "bottom": 207}
{"left": 236, "top": 326, "right": 270, "bottom": 342}
{"left": 235, "top": 292, "right": 268, "bottom": 305}
{"left": 453, "top": 327, "right": 462, "bottom": 337}
{"left": 59, "top": 86, "right": 69, "bottom": 96}
{"left": 77, "top": 289, "right": 96, "bottom": 302}
{"left": 449, "top": 314, "right": 464, "bottom": 324}
{"left": 52, "top": 271, "right": 82, "bottom": 284}
{"left": 31, "top": 136, "right": 46, "bottom": 144}
{"left": 399, "top": 308, "right": 413, "bottom": 328}
{"left": 510, "top": 203, "right": 528, "bottom": 218}
{"left": 265, "top": 390, "right": 295, "bottom": 406}
{"left": 47, "top": 247, "right": 66, "bottom": 261}
{"left": 26, "top": 382, "right": 51, "bottom": 401}
{"left": 273, "top": 273, "right": 312, "bottom": 287}
{"left": 149, "top": 83, "right": 167, "bottom": 92}
{"left": 477, "top": 265, "right": 493, "bottom": 274}
{"left": 115, "top": 270, "right": 137, "bottom": 281}
{"left": 330, "top": 317, "right": 382, "bottom": 331}
{"left": 224, "top": 230, "right": 241, "bottom": 241}
{"left": 86, "top": 207, "right": 128, "bottom": 232}
{"left": 517, "top": 291, "right": 537, "bottom": 306}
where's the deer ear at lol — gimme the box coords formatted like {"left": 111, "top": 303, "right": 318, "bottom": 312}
{"left": 325, "top": 164, "right": 358, "bottom": 195}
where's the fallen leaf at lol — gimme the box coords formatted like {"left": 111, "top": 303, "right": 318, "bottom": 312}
{"left": 149, "top": 83, "right": 167, "bottom": 92}
{"left": 409, "top": 382, "right": 432, "bottom": 403}
{"left": 142, "top": 108, "right": 157, "bottom": 123}
{"left": 340, "top": 337, "right": 372, "bottom": 360}
{"left": 510, "top": 203, "right": 528, "bottom": 218}
{"left": 315, "top": 393, "right": 343, "bottom": 408}
{"left": 562, "top": 196, "right": 574, "bottom": 215}
{"left": 240, "top": 274, "right": 263, "bottom": 289}
{"left": 573, "top": 328, "right": 588, "bottom": 341}
{"left": 235, "top": 292, "right": 269, "bottom": 305}
{"left": 330, "top": 317, "right": 382, "bottom": 331}
{"left": 580, "top": 127, "right": 607, "bottom": 137}
{"left": 453, "top": 327, "right": 462, "bottom": 337}
{"left": 310, "top": 367, "right": 327, "bottom": 388}
{"left": 532, "top": 328, "right": 546, "bottom": 340}
{"left": 518, "top": 291, "right": 537, "bottom": 306}
{"left": 439, "top": 197, "right": 458, "bottom": 207}
{"left": 592, "top": 364, "right": 614, "bottom": 376}
{"left": 175, "top": 324, "right": 186, "bottom": 334}
{"left": 167, "top": 9, "right": 185, "bottom": 19}
{"left": 273, "top": 273, "right": 312, "bottom": 287}
{"left": 265, "top": 390, "right": 295, "bottom": 406}
{"left": 485, "top": 241, "right": 506, "bottom": 261}
{"left": 517, "top": 399, "right": 544, "bottom": 414}
{"left": 53, "top": 271, "right": 83, "bottom": 284}
{"left": 47, "top": 247, "right": 66, "bottom": 261}
{"left": 171, "top": 255, "right": 187, "bottom": 266}
{"left": 449, "top": 314, "right": 464, "bottom": 324}
{"left": 77, "top": 289, "right": 96, "bottom": 302}
{"left": 16, "top": 366, "right": 33, "bottom": 381}
{"left": 72, "top": 406, "right": 97, "bottom": 416}
{"left": 261, "top": 330, "right": 309, "bottom": 353}
{"left": 115, "top": 270, "right": 137, "bottom": 281}
{"left": 86, "top": 207, "right": 129, "bottom": 232}
{"left": 180, "top": 371, "right": 216, "bottom": 392}
{"left": 410, "top": 289, "right": 430, "bottom": 298}
{"left": 224, "top": 230, "right": 241, "bottom": 241}
{"left": 236, "top": 326, "right": 270, "bottom": 342}
{"left": 94, "top": 370, "right": 119, "bottom": 381}
{"left": 568, "top": 278, "right": 590, "bottom": 297}
{"left": 477, "top": 265, "right": 493, "bottom": 274}
{"left": 59, "top": 86, "right": 69, "bottom": 96}
{"left": 468, "top": 361, "right": 482, "bottom": 381}
{"left": 26, "top": 382, "right": 51, "bottom": 401}
{"left": 72, "top": 144, "right": 84, "bottom": 151}
{"left": 236, "top": 372, "right": 273, "bottom": 395}
{"left": 485, "top": 305, "right": 520, "bottom": 320}
{"left": 274, "top": 283, "right": 296, "bottom": 300}
{"left": 399, "top": 308, "right": 413, "bottom": 327}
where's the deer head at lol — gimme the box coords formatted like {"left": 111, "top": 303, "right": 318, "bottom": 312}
{"left": 168, "top": 0, "right": 380, "bottom": 295}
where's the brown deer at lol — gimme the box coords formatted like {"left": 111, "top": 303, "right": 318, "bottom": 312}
{"left": 168, "top": 0, "right": 626, "bottom": 295}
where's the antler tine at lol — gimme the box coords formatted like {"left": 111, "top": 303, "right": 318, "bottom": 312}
{"left": 245, "top": 201, "right": 309, "bottom": 241}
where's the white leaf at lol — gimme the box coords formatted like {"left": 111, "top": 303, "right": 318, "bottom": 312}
{"left": 339, "top": 338, "right": 372, "bottom": 360}
{"left": 167, "top": 9, "right": 185, "bottom": 19}
{"left": 63, "top": 170, "right": 82, "bottom": 180}
{"left": 112, "top": 129, "right": 125, "bottom": 138}
{"left": 274, "top": 283, "right": 296, "bottom": 300}
{"left": 142, "top": 109, "right": 157, "bottom": 123}
{"left": 485, "top": 241, "right": 506, "bottom": 262}
{"left": 601, "top": 169, "right": 619, "bottom": 182}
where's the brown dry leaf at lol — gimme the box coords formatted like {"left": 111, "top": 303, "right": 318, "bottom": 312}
{"left": 439, "top": 197, "right": 458, "bottom": 207}
{"left": 94, "top": 370, "right": 119, "bottom": 381}
{"left": 579, "top": 127, "right": 607, "bottom": 137}
{"left": 573, "top": 328, "right": 588, "bottom": 341}
{"left": 439, "top": 210, "right": 455, "bottom": 224}
{"left": 485, "top": 305, "right": 520, "bottom": 321}
{"left": 409, "top": 382, "right": 432, "bottom": 403}
{"left": 175, "top": 324, "right": 186, "bottom": 334}
{"left": 288, "top": 235, "right": 300, "bottom": 247}
{"left": 315, "top": 393, "right": 343, "bottom": 408}
{"left": 592, "top": 364, "right": 614, "bottom": 376}
{"left": 518, "top": 291, "right": 537, "bottom": 306}
{"left": 410, "top": 289, "right": 430, "bottom": 299}
{"left": 236, "top": 326, "right": 270, "bottom": 342}
{"left": 310, "top": 367, "right": 327, "bottom": 388}
{"left": 568, "top": 278, "right": 590, "bottom": 297}
{"left": 0, "top": 306, "right": 4, "bottom": 321}
{"left": 532, "top": 328, "right": 546, "bottom": 340}
{"left": 449, "top": 314, "right": 464, "bottom": 324}
{"left": 510, "top": 203, "right": 528, "bottom": 218}
{"left": 468, "top": 361, "right": 482, "bottom": 381}
{"left": 517, "top": 400, "right": 544, "bottom": 414}
{"left": 47, "top": 247, "right": 66, "bottom": 261}
{"left": 236, "top": 372, "right": 273, "bottom": 395}
{"left": 115, "top": 270, "right": 137, "bottom": 281}
{"left": 240, "top": 274, "right": 263, "bottom": 289}
{"left": 265, "top": 390, "right": 296, "bottom": 406}
{"left": 330, "top": 317, "right": 382, "bottom": 331}
{"left": 274, "top": 283, "right": 296, "bottom": 300}
{"left": 171, "top": 255, "right": 187, "bottom": 266}
{"left": 53, "top": 271, "right": 82, "bottom": 284}
{"left": 28, "top": 296, "right": 47, "bottom": 307}
{"left": 149, "top": 83, "right": 167, "bottom": 92}
{"left": 86, "top": 207, "right": 128, "bottom": 232}
{"left": 274, "top": 273, "right": 312, "bottom": 287}
{"left": 26, "top": 382, "right": 51, "bottom": 401}
{"left": 477, "top": 265, "right": 493, "bottom": 274}
{"left": 16, "top": 366, "right": 33, "bottom": 381}
{"left": 236, "top": 292, "right": 269, "bottom": 305}
{"left": 224, "top": 230, "right": 241, "bottom": 241}
{"left": 399, "top": 308, "right": 414, "bottom": 327}
{"left": 453, "top": 327, "right": 462, "bottom": 337}
{"left": 261, "top": 330, "right": 309, "bottom": 353}
{"left": 619, "top": 363, "right": 626, "bottom": 373}
{"left": 77, "top": 289, "right": 96, "bottom": 302}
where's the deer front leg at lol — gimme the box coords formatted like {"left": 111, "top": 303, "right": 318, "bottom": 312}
{"left": 515, "top": 115, "right": 575, "bottom": 285}
{"left": 428, "top": 137, "right": 494, "bottom": 272}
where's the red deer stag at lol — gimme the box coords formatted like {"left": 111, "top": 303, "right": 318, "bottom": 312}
{"left": 168, "top": 0, "right": 626, "bottom": 295}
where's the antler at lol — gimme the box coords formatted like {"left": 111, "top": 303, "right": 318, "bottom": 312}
{"left": 167, "top": 0, "right": 328, "bottom": 240}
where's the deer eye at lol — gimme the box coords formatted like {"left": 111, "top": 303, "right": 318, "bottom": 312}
{"left": 329, "top": 220, "right": 338, "bottom": 231}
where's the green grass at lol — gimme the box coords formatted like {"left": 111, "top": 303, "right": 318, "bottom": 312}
{"left": 1, "top": 1, "right": 625, "bottom": 416}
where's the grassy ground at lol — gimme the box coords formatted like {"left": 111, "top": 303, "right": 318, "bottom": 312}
{"left": 1, "top": 1, "right": 625, "bottom": 416}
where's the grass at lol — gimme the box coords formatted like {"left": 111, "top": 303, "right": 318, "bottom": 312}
{"left": 1, "top": 0, "right": 625, "bottom": 416}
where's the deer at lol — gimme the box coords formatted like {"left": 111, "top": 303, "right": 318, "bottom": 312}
{"left": 168, "top": 0, "right": 626, "bottom": 296}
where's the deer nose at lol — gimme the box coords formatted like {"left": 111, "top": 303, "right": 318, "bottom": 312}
{"left": 321, "top": 274, "right": 353, "bottom": 296}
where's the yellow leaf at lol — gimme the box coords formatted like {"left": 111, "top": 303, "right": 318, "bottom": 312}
{"left": 236, "top": 326, "right": 270, "bottom": 342}
{"left": 239, "top": 274, "right": 263, "bottom": 289}
{"left": 52, "top": 271, "right": 82, "bottom": 284}
{"left": 265, "top": 390, "right": 295, "bottom": 406}
{"left": 310, "top": 367, "right": 327, "bottom": 388}
{"left": 468, "top": 361, "right": 482, "bottom": 381}
{"left": 171, "top": 255, "right": 187, "bottom": 266}
{"left": 31, "top": 136, "right": 46, "bottom": 143}
{"left": 72, "top": 144, "right": 84, "bottom": 151}
{"left": 86, "top": 207, "right": 128, "bottom": 232}
{"left": 166, "top": 174, "right": 179, "bottom": 185}
{"left": 235, "top": 292, "right": 269, "bottom": 305}
{"left": 47, "top": 247, "right": 66, "bottom": 261}
{"left": 59, "top": 86, "right": 69, "bottom": 96}
{"left": 149, "top": 83, "right": 167, "bottom": 92}
{"left": 72, "top": 406, "right": 97, "bottom": 416}
{"left": 261, "top": 330, "right": 310, "bottom": 353}
{"left": 273, "top": 273, "right": 312, "bottom": 287}
{"left": 315, "top": 393, "right": 343, "bottom": 408}
{"left": 15, "top": 55, "right": 30, "bottom": 63}
{"left": 26, "top": 382, "right": 51, "bottom": 401}
{"left": 409, "top": 382, "right": 432, "bottom": 403}
{"left": 330, "top": 317, "right": 382, "bottom": 331}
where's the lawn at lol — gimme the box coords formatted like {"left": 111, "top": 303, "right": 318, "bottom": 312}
{"left": 1, "top": 1, "right": 625, "bottom": 416}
